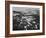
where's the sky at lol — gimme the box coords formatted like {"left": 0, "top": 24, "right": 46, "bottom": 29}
{"left": 13, "top": 7, "right": 40, "bottom": 15}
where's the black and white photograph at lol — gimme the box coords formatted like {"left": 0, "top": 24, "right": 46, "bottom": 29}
{"left": 13, "top": 7, "right": 40, "bottom": 30}
{"left": 10, "top": 4, "right": 43, "bottom": 34}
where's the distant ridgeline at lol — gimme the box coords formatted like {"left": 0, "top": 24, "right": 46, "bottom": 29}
{"left": 13, "top": 11, "right": 39, "bottom": 16}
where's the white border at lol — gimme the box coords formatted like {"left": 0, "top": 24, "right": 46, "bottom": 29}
{"left": 10, "top": 4, "right": 43, "bottom": 34}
